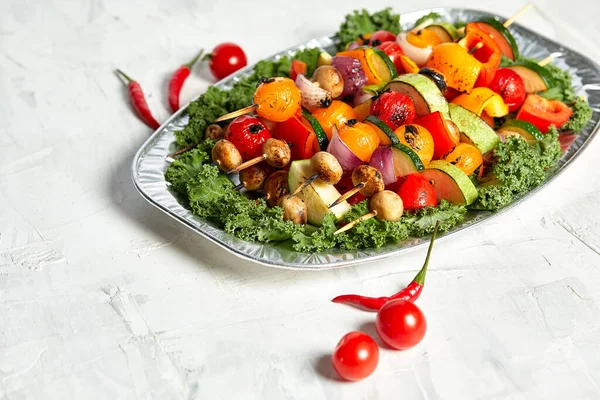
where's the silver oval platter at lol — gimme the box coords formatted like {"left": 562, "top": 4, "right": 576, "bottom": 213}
{"left": 132, "top": 8, "right": 600, "bottom": 270}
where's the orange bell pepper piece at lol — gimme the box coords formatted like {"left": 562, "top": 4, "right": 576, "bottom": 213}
{"left": 459, "top": 23, "right": 502, "bottom": 88}
{"left": 426, "top": 43, "right": 482, "bottom": 93}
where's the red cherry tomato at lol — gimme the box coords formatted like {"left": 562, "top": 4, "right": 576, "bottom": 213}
{"left": 209, "top": 43, "right": 248, "bottom": 80}
{"left": 225, "top": 115, "right": 271, "bottom": 160}
{"left": 376, "top": 299, "right": 427, "bottom": 350}
{"left": 376, "top": 41, "right": 405, "bottom": 74}
{"left": 488, "top": 68, "right": 527, "bottom": 113}
{"left": 331, "top": 332, "right": 379, "bottom": 381}
{"left": 370, "top": 91, "right": 416, "bottom": 131}
{"left": 397, "top": 173, "right": 436, "bottom": 210}
{"left": 368, "top": 30, "right": 397, "bottom": 46}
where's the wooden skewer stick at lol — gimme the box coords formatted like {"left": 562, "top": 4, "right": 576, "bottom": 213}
{"left": 334, "top": 211, "right": 377, "bottom": 236}
{"left": 288, "top": 174, "right": 318, "bottom": 199}
{"left": 215, "top": 104, "right": 259, "bottom": 122}
{"left": 537, "top": 55, "right": 553, "bottom": 67}
{"left": 329, "top": 183, "right": 365, "bottom": 209}
{"left": 503, "top": 3, "right": 532, "bottom": 28}
{"left": 167, "top": 142, "right": 197, "bottom": 159}
{"left": 227, "top": 155, "right": 266, "bottom": 175}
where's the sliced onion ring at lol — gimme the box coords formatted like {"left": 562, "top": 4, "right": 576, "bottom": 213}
{"left": 396, "top": 32, "right": 432, "bottom": 66}
{"left": 295, "top": 73, "right": 332, "bottom": 109}
{"left": 331, "top": 56, "right": 367, "bottom": 97}
{"left": 369, "top": 146, "right": 396, "bottom": 185}
{"left": 326, "top": 126, "right": 364, "bottom": 173}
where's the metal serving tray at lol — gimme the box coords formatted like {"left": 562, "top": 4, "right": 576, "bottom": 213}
{"left": 132, "top": 8, "right": 600, "bottom": 270}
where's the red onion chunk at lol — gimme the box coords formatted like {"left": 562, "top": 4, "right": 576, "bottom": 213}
{"left": 327, "top": 126, "right": 364, "bottom": 173}
{"left": 353, "top": 89, "right": 374, "bottom": 107}
{"left": 331, "top": 56, "right": 367, "bottom": 97}
{"left": 369, "top": 146, "right": 396, "bottom": 185}
{"left": 347, "top": 42, "right": 361, "bottom": 50}
{"left": 295, "top": 73, "right": 331, "bottom": 109}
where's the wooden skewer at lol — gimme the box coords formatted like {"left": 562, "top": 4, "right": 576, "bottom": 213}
{"left": 227, "top": 155, "right": 265, "bottom": 175}
{"left": 167, "top": 142, "right": 198, "bottom": 159}
{"left": 329, "top": 183, "right": 365, "bottom": 209}
{"left": 334, "top": 211, "right": 377, "bottom": 235}
{"left": 288, "top": 174, "right": 318, "bottom": 199}
{"left": 537, "top": 55, "right": 553, "bottom": 67}
{"left": 503, "top": 4, "right": 532, "bottom": 28}
{"left": 215, "top": 104, "right": 259, "bottom": 122}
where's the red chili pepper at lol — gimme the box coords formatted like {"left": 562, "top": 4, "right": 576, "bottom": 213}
{"left": 115, "top": 69, "right": 160, "bottom": 130}
{"left": 168, "top": 49, "right": 205, "bottom": 113}
{"left": 332, "top": 221, "right": 439, "bottom": 311}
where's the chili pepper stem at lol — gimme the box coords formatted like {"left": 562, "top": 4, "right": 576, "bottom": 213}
{"left": 186, "top": 49, "right": 205, "bottom": 69}
{"left": 412, "top": 221, "right": 440, "bottom": 286}
{"left": 115, "top": 68, "right": 134, "bottom": 84}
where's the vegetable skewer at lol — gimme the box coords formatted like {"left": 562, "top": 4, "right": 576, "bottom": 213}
{"left": 287, "top": 152, "right": 343, "bottom": 199}
{"left": 227, "top": 138, "right": 291, "bottom": 174}
{"left": 329, "top": 165, "right": 384, "bottom": 208}
{"left": 334, "top": 190, "right": 404, "bottom": 235}
{"left": 215, "top": 77, "right": 301, "bottom": 122}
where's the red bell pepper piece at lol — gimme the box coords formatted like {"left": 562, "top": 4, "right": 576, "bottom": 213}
{"left": 272, "top": 115, "right": 319, "bottom": 160}
{"left": 461, "top": 23, "right": 502, "bottom": 88}
{"left": 290, "top": 60, "right": 307, "bottom": 82}
{"left": 413, "top": 111, "right": 458, "bottom": 159}
{"left": 516, "top": 94, "right": 573, "bottom": 133}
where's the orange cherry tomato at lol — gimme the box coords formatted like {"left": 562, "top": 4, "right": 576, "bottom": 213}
{"left": 310, "top": 100, "right": 357, "bottom": 141}
{"left": 406, "top": 28, "right": 441, "bottom": 49}
{"left": 254, "top": 77, "right": 301, "bottom": 122}
{"left": 444, "top": 143, "right": 483, "bottom": 176}
{"left": 394, "top": 124, "right": 435, "bottom": 165}
{"left": 338, "top": 121, "right": 381, "bottom": 162}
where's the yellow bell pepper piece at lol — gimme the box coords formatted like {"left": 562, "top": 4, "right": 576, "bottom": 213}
{"left": 451, "top": 87, "right": 509, "bottom": 118}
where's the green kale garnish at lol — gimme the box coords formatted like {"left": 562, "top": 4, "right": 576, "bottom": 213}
{"left": 470, "top": 129, "right": 561, "bottom": 210}
{"left": 174, "top": 48, "right": 321, "bottom": 147}
{"left": 291, "top": 200, "right": 465, "bottom": 252}
{"left": 336, "top": 8, "right": 401, "bottom": 50}
{"left": 413, "top": 12, "right": 443, "bottom": 29}
{"left": 186, "top": 164, "right": 303, "bottom": 242}
{"left": 164, "top": 140, "right": 215, "bottom": 195}
{"left": 561, "top": 97, "right": 593, "bottom": 132}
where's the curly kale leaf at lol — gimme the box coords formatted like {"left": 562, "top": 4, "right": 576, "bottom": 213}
{"left": 401, "top": 200, "right": 467, "bottom": 236}
{"left": 336, "top": 8, "right": 401, "bottom": 50}
{"left": 470, "top": 130, "right": 561, "bottom": 210}
{"left": 164, "top": 144, "right": 213, "bottom": 195}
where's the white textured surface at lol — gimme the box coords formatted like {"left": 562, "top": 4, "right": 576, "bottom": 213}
{"left": 1, "top": 0, "right": 600, "bottom": 399}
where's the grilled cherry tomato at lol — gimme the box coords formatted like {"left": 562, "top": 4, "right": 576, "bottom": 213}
{"left": 331, "top": 332, "right": 379, "bottom": 381}
{"left": 397, "top": 173, "right": 436, "bottom": 210}
{"left": 376, "top": 41, "right": 405, "bottom": 74}
{"left": 394, "top": 124, "right": 434, "bottom": 165}
{"left": 225, "top": 115, "right": 271, "bottom": 160}
{"left": 209, "top": 43, "right": 248, "bottom": 80}
{"left": 255, "top": 77, "right": 302, "bottom": 122}
{"left": 488, "top": 68, "right": 527, "bottom": 113}
{"left": 338, "top": 120, "right": 381, "bottom": 162}
{"left": 516, "top": 94, "right": 573, "bottom": 133}
{"left": 311, "top": 100, "right": 357, "bottom": 140}
{"left": 376, "top": 299, "right": 427, "bottom": 350}
{"left": 367, "top": 30, "right": 397, "bottom": 46}
{"left": 370, "top": 91, "right": 416, "bottom": 131}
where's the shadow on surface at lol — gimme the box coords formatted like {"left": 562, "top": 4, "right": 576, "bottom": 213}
{"left": 107, "top": 151, "right": 288, "bottom": 278}
{"left": 314, "top": 353, "right": 343, "bottom": 382}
